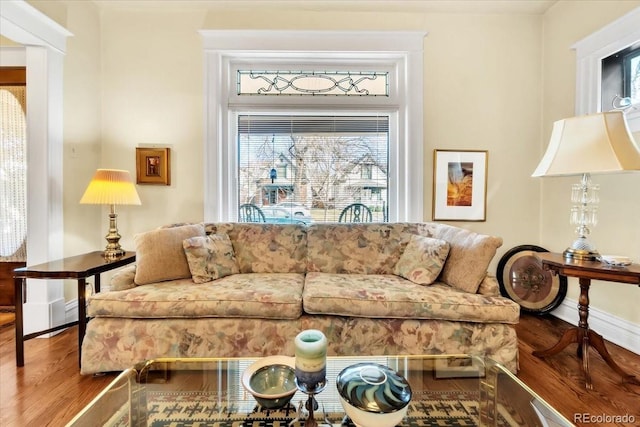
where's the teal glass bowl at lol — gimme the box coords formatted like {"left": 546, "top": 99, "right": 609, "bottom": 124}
{"left": 336, "top": 362, "right": 412, "bottom": 427}
{"left": 241, "top": 356, "right": 297, "bottom": 409}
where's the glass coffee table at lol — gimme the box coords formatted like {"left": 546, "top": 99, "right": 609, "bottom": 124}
{"left": 66, "top": 355, "right": 573, "bottom": 427}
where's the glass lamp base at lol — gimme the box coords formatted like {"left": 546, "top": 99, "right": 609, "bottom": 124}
{"left": 563, "top": 247, "right": 600, "bottom": 261}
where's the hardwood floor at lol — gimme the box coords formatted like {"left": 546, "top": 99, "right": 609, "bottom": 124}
{"left": 1, "top": 314, "right": 639, "bottom": 426}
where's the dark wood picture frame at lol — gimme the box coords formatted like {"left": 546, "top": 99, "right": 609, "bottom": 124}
{"left": 136, "top": 147, "right": 170, "bottom": 185}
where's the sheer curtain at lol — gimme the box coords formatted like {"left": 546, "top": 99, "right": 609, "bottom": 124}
{"left": 0, "top": 85, "right": 27, "bottom": 262}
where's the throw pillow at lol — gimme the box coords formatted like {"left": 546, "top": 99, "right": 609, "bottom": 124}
{"left": 393, "top": 235, "right": 450, "bottom": 285}
{"left": 433, "top": 224, "right": 503, "bottom": 293}
{"left": 110, "top": 265, "right": 137, "bottom": 291}
{"left": 134, "top": 223, "right": 206, "bottom": 285}
{"left": 183, "top": 234, "right": 239, "bottom": 283}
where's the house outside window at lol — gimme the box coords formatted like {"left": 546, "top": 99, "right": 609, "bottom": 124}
{"left": 201, "top": 30, "right": 425, "bottom": 223}
{"left": 238, "top": 114, "right": 389, "bottom": 222}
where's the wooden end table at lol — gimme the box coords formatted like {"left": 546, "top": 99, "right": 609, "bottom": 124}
{"left": 533, "top": 252, "right": 640, "bottom": 389}
{"left": 13, "top": 251, "right": 136, "bottom": 367}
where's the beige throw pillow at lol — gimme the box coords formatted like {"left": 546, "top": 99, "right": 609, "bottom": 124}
{"left": 110, "top": 265, "right": 137, "bottom": 291}
{"left": 134, "top": 223, "right": 205, "bottom": 285}
{"left": 183, "top": 234, "right": 239, "bottom": 283}
{"left": 394, "top": 235, "right": 450, "bottom": 285}
{"left": 434, "top": 225, "right": 503, "bottom": 293}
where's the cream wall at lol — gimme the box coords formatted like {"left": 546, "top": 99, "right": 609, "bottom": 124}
{"left": 23, "top": 1, "right": 640, "bottom": 347}
{"left": 95, "top": 4, "right": 544, "bottom": 261}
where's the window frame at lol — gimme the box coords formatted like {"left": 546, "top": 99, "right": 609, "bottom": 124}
{"left": 573, "top": 7, "right": 640, "bottom": 131}
{"left": 201, "top": 30, "right": 426, "bottom": 222}
{"left": 622, "top": 47, "right": 640, "bottom": 101}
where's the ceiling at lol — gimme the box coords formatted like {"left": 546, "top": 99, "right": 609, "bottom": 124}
{"left": 92, "top": 0, "right": 559, "bottom": 15}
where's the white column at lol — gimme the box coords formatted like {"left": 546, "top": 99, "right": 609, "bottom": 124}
{"left": 22, "top": 45, "right": 65, "bottom": 335}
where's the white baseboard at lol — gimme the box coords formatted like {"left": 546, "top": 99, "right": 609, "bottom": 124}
{"left": 65, "top": 299, "right": 79, "bottom": 323}
{"left": 551, "top": 298, "right": 640, "bottom": 355}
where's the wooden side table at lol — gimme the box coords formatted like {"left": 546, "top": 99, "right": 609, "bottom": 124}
{"left": 13, "top": 251, "right": 136, "bottom": 367}
{"left": 533, "top": 252, "right": 640, "bottom": 389}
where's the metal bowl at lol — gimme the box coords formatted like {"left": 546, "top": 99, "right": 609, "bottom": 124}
{"left": 336, "top": 362, "right": 412, "bottom": 427}
{"left": 241, "top": 356, "right": 297, "bottom": 409}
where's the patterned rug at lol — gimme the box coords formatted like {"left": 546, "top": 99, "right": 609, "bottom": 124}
{"left": 127, "top": 390, "right": 512, "bottom": 427}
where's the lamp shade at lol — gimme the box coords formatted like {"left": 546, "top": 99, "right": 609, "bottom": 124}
{"left": 532, "top": 111, "right": 640, "bottom": 177}
{"left": 80, "top": 169, "right": 141, "bottom": 205}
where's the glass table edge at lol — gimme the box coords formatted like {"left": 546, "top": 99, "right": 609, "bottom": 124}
{"left": 67, "top": 354, "right": 574, "bottom": 427}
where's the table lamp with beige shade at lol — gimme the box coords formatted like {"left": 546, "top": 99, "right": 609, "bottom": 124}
{"left": 80, "top": 169, "right": 141, "bottom": 259}
{"left": 532, "top": 111, "right": 640, "bottom": 261}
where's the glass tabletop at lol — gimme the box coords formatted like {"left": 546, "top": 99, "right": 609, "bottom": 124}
{"left": 66, "top": 354, "right": 573, "bottom": 427}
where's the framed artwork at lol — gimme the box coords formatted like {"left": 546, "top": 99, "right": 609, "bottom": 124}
{"left": 496, "top": 245, "right": 567, "bottom": 315}
{"left": 432, "top": 150, "right": 487, "bottom": 221}
{"left": 136, "top": 147, "right": 171, "bottom": 185}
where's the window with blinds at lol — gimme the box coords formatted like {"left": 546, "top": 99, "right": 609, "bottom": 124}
{"left": 237, "top": 114, "right": 389, "bottom": 223}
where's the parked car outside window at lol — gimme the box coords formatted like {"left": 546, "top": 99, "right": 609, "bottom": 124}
{"left": 261, "top": 207, "right": 313, "bottom": 225}
{"left": 274, "top": 202, "right": 311, "bottom": 217}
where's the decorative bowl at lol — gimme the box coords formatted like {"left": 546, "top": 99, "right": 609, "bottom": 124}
{"left": 336, "top": 362, "right": 412, "bottom": 427}
{"left": 241, "top": 356, "right": 297, "bottom": 409}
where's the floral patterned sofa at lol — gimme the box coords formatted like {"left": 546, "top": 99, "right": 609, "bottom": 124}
{"left": 80, "top": 222, "right": 520, "bottom": 375}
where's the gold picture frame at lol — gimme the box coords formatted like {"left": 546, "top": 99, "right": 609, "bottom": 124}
{"left": 432, "top": 149, "right": 488, "bottom": 221}
{"left": 136, "top": 147, "right": 171, "bottom": 185}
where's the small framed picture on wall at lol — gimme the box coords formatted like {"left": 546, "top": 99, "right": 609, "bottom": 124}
{"left": 432, "top": 149, "right": 487, "bottom": 221}
{"left": 136, "top": 147, "right": 171, "bottom": 185}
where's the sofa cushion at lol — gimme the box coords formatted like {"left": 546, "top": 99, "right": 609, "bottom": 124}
{"left": 393, "top": 235, "right": 450, "bottom": 285}
{"left": 89, "top": 273, "right": 305, "bottom": 320}
{"left": 431, "top": 223, "right": 503, "bottom": 294}
{"left": 183, "top": 234, "right": 239, "bottom": 283}
{"left": 133, "top": 223, "right": 206, "bottom": 285}
{"left": 302, "top": 272, "right": 519, "bottom": 324}
{"left": 306, "top": 223, "right": 422, "bottom": 274}
{"left": 204, "top": 223, "right": 308, "bottom": 273}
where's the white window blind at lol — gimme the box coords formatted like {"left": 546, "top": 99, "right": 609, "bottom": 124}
{"left": 238, "top": 114, "right": 389, "bottom": 222}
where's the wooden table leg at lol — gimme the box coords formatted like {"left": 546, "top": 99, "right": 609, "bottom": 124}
{"left": 77, "top": 278, "right": 87, "bottom": 368}
{"left": 532, "top": 327, "right": 579, "bottom": 358}
{"left": 533, "top": 277, "right": 639, "bottom": 389}
{"left": 14, "top": 277, "right": 24, "bottom": 367}
{"left": 587, "top": 329, "right": 640, "bottom": 386}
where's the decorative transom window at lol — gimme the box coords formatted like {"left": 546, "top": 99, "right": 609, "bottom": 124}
{"left": 237, "top": 70, "right": 389, "bottom": 96}
{"left": 201, "top": 30, "right": 426, "bottom": 223}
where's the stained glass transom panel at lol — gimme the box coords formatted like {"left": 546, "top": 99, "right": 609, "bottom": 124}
{"left": 237, "top": 70, "right": 389, "bottom": 96}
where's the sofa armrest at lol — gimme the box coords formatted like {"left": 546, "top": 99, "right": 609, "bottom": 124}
{"left": 476, "top": 274, "right": 500, "bottom": 297}
{"left": 109, "top": 264, "right": 137, "bottom": 291}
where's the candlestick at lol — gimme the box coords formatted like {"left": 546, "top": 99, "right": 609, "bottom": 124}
{"left": 294, "top": 329, "right": 327, "bottom": 393}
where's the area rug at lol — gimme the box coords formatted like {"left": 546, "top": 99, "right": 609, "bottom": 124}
{"left": 129, "top": 390, "right": 513, "bottom": 427}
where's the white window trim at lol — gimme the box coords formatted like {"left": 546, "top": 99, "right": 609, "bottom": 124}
{"left": 0, "top": 0, "right": 72, "bottom": 334}
{"left": 573, "top": 7, "right": 640, "bottom": 131}
{"left": 200, "top": 30, "right": 426, "bottom": 222}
